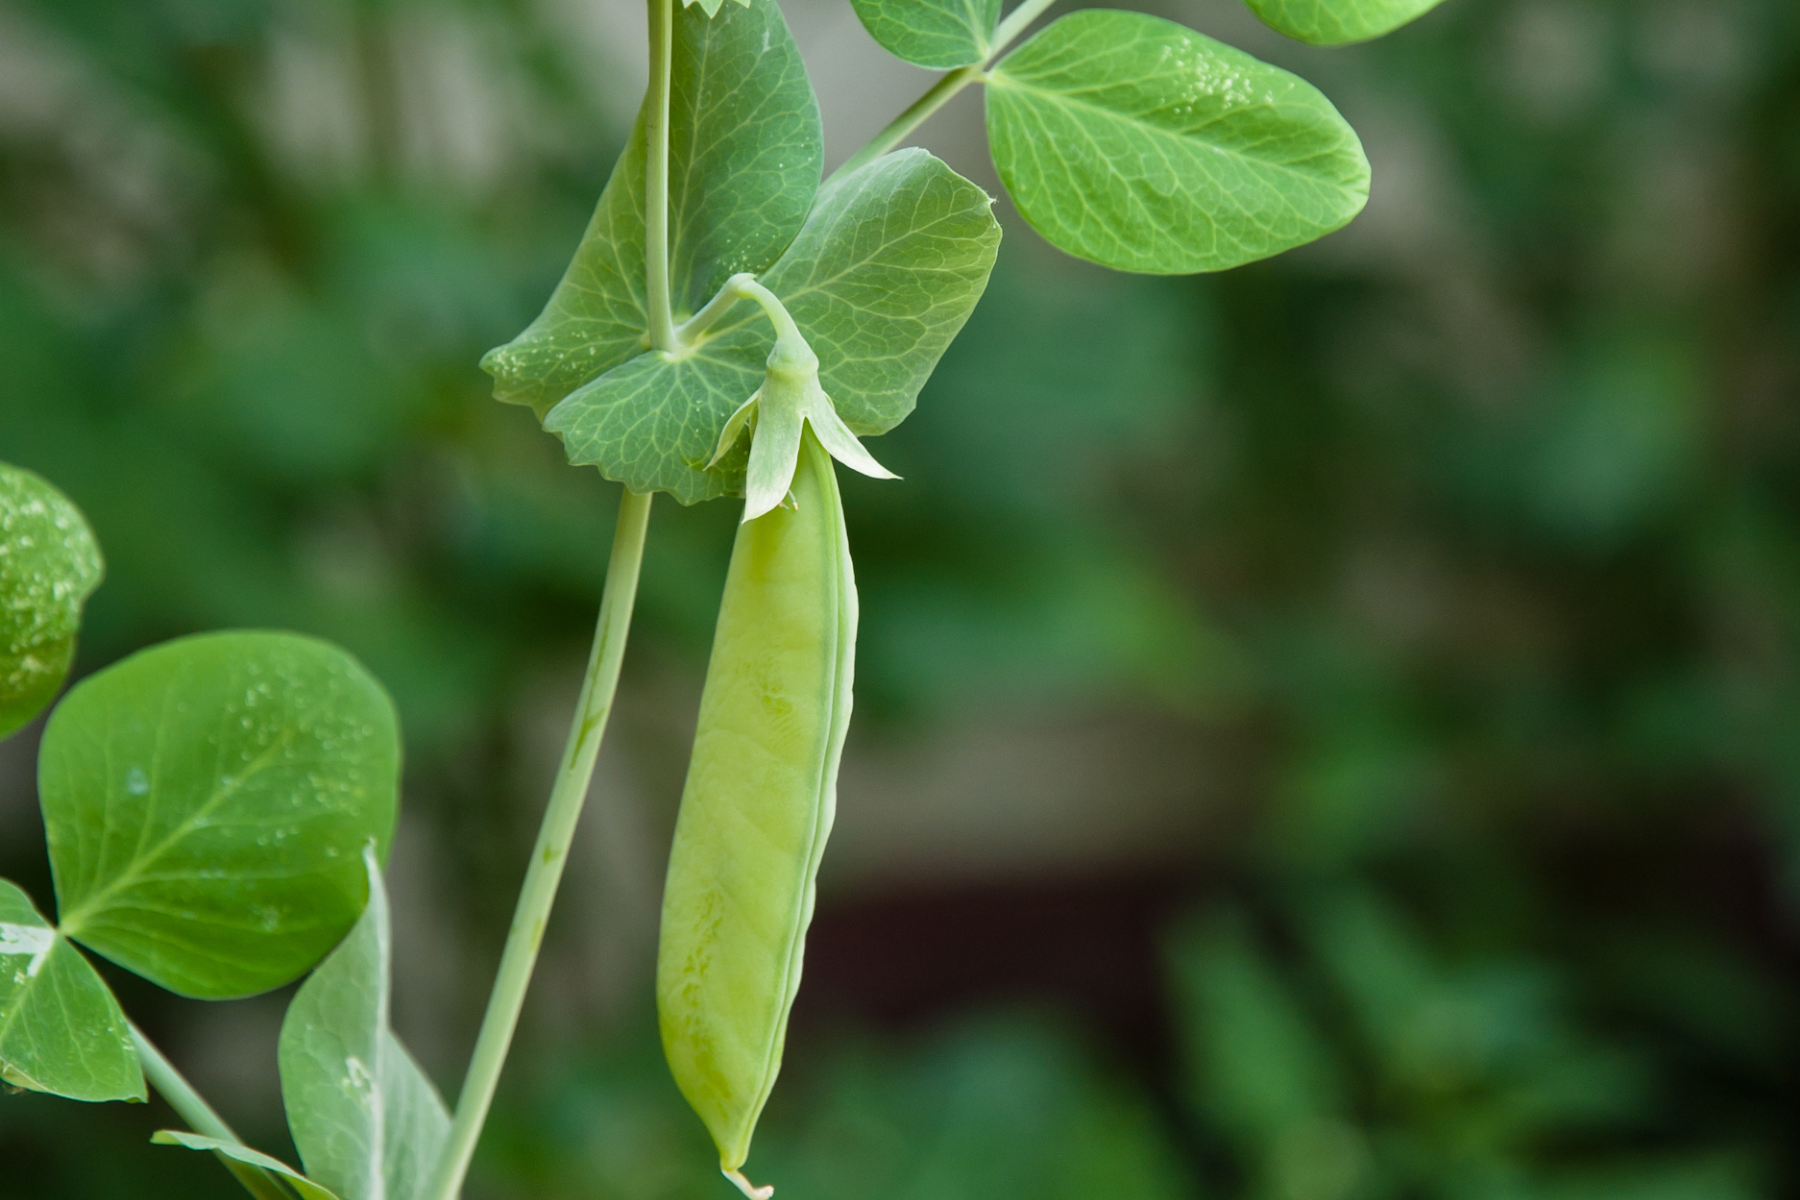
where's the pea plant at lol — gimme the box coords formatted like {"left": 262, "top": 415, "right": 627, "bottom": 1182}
{"left": 0, "top": 0, "right": 1447, "bottom": 1196}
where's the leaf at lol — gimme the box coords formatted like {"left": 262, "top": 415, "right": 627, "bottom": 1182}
{"left": 482, "top": 0, "right": 822, "bottom": 419}
{"left": 42, "top": 631, "right": 401, "bottom": 1000}
{"left": 1244, "top": 0, "right": 1449, "bottom": 46}
{"left": 985, "top": 10, "right": 1370, "bottom": 274}
{"left": 0, "top": 462, "right": 103, "bottom": 741}
{"left": 546, "top": 149, "right": 1001, "bottom": 502}
{"left": 0, "top": 878, "right": 143, "bottom": 1103}
{"left": 686, "top": 0, "right": 753, "bottom": 17}
{"left": 153, "top": 1131, "right": 344, "bottom": 1200}
{"left": 850, "top": 0, "right": 999, "bottom": 68}
{"left": 280, "top": 849, "right": 451, "bottom": 1200}
{"left": 546, "top": 350, "right": 764, "bottom": 505}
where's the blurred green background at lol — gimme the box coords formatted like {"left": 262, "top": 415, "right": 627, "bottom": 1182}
{"left": 2, "top": 0, "right": 1798, "bottom": 1196}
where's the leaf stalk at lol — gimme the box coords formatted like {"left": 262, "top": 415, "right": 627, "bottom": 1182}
{"left": 423, "top": 489, "right": 654, "bottom": 1200}
{"left": 646, "top": 0, "right": 677, "bottom": 350}
{"left": 130, "top": 1023, "right": 297, "bottom": 1200}
{"left": 832, "top": 0, "right": 1061, "bottom": 181}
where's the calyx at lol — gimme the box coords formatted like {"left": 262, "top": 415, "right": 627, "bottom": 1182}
{"left": 708, "top": 275, "right": 897, "bottom": 521}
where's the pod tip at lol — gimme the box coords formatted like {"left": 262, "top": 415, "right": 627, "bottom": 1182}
{"left": 723, "top": 1168, "right": 774, "bottom": 1199}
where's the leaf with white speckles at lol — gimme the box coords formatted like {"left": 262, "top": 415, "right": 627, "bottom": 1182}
{"left": 280, "top": 850, "right": 449, "bottom": 1200}
{"left": 0, "top": 877, "right": 143, "bottom": 1103}
{"left": 481, "top": 0, "right": 821, "bottom": 419}
{"left": 545, "top": 149, "right": 1000, "bottom": 502}
{"left": 851, "top": 0, "right": 999, "bottom": 68}
{"left": 1246, "top": 0, "right": 1449, "bottom": 46}
{"left": 0, "top": 462, "right": 102, "bottom": 741}
{"left": 42, "top": 632, "right": 400, "bottom": 1000}
{"left": 986, "top": 10, "right": 1370, "bottom": 274}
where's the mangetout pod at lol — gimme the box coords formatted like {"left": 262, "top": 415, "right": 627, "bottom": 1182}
{"left": 657, "top": 429, "right": 855, "bottom": 1197}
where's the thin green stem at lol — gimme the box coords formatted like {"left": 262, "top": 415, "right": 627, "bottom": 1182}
{"left": 645, "top": 0, "right": 676, "bottom": 350}
{"left": 731, "top": 276, "right": 805, "bottom": 347}
{"left": 130, "top": 1023, "right": 296, "bottom": 1200}
{"left": 988, "top": 0, "right": 1059, "bottom": 61}
{"left": 424, "top": 488, "right": 653, "bottom": 1200}
{"left": 833, "top": 65, "right": 981, "bottom": 181}
{"left": 831, "top": 0, "right": 1061, "bottom": 182}
{"left": 673, "top": 271, "right": 753, "bottom": 347}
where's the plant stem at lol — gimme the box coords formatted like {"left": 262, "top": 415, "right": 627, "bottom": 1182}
{"left": 831, "top": 0, "right": 1061, "bottom": 181}
{"left": 130, "top": 1023, "right": 296, "bottom": 1200}
{"left": 832, "top": 65, "right": 981, "bottom": 180}
{"left": 645, "top": 0, "right": 677, "bottom": 350}
{"left": 673, "top": 271, "right": 753, "bottom": 347}
{"left": 731, "top": 276, "right": 805, "bottom": 346}
{"left": 423, "top": 488, "right": 653, "bottom": 1200}
{"left": 988, "top": 0, "right": 1060, "bottom": 61}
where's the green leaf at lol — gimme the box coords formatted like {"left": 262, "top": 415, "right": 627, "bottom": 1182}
{"left": 0, "top": 462, "right": 103, "bottom": 741}
{"left": 851, "top": 0, "right": 999, "bottom": 68}
{"left": 481, "top": 0, "right": 822, "bottom": 419}
{"left": 686, "top": 0, "right": 753, "bottom": 17}
{"left": 545, "top": 350, "right": 763, "bottom": 505}
{"left": 0, "top": 878, "right": 143, "bottom": 1103}
{"left": 1245, "top": 0, "right": 1448, "bottom": 46}
{"left": 985, "top": 10, "right": 1370, "bottom": 274}
{"left": 42, "top": 631, "right": 401, "bottom": 1000}
{"left": 280, "top": 849, "right": 450, "bottom": 1200}
{"left": 546, "top": 149, "right": 1001, "bottom": 502}
{"left": 153, "top": 1131, "right": 344, "bottom": 1200}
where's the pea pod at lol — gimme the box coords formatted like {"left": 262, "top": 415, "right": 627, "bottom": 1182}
{"left": 657, "top": 426, "right": 856, "bottom": 1199}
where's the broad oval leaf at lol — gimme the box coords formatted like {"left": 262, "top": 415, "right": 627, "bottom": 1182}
{"left": 280, "top": 850, "right": 450, "bottom": 1200}
{"left": 986, "top": 10, "right": 1370, "bottom": 274}
{"left": 0, "top": 878, "right": 143, "bottom": 1103}
{"left": 153, "top": 1131, "right": 344, "bottom": 1200}
{"left": 43, "top": 631, "right": 401, "bottom": 1000}
{"left": 0, "top": 462, "right": 103, "bottom": 741}
{"left": 1245, "top": 0, "right": 1449, "bottom": 46}
{"left": 545, "top": 149, "right": 1001, "bottom": 502}
{"left": 851, "top": 0, "right": 999, "bottom": 68}
{"left": 482, "top": 0, "right": 822, "bottom": 419}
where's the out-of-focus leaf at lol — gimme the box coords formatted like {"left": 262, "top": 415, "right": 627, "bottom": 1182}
{"left": 986, "top": 10, "right": 1369, "bottom": 273}
{"left": 43, "top": 632, "right": 400, "bottom": 999}
{"left": 1166, "top": 912, "right": 1346, "bottom": 1139}
{"left": 280, "top": 850, "right": 450, "bottom": 1200}
{"left": 0, "top": 462, "right": 103, "bottom": 740}
{"left": 0, "top": 878, "right": 143, "bottom": 1104}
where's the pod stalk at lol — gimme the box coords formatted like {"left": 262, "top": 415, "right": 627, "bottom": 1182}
{"left": 725, "top": 1168, "right": 775, "bottom": 1200}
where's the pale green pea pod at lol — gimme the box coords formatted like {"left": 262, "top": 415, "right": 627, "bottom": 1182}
{"left": 657, "top": 425, "right": 857, "bottom": 1199}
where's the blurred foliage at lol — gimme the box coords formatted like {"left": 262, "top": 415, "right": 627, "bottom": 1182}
{"left": 2, "top": 0, "right": 1799, "bottom": 1196}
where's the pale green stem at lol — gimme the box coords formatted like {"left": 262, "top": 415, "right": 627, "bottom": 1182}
{"left": 831, "top": 0, "right": 1061, "bottom": 181}
{"left": 673, "top": 273, "right": 811, "bottom": 354}
{"left": 730, "top": 276, "right": 804, "bottom": 347}
{"left": 672, "top": 270, "right": 753, "bottom": 347}
{"left": 130, "top": 1023, "right": 296, "bottom": 1200}
{"left": 832, "top": 65, "right": 981, "bottom": 180}
{"left": 645, "top": 0, "right": 676, "bottom": 350}
{"left": 424, "top": 489, "right": 654, "bottom": 1200}
{"left": 988, "top": 0, "right": 1060, "bottom": 61}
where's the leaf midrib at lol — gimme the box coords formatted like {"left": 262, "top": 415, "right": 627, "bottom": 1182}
{"left": 60, "top": 730, "right": 295, "bottom": 936}
{"left": 988, "top": 72, "right": 1343, "bottom": 187}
